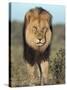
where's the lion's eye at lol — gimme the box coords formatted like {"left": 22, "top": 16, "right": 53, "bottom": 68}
{"left": 42, "top": 27, "right": 48, "bottom": 32}
{"left": 32, "top": 26, "right": 37, "bottom": 33}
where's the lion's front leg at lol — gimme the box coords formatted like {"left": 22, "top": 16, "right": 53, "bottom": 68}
{"left": 40, "top": 60, "right": 49, "bottom": 85}
{"left": 26, "top": 63, "right": 35, "bottom": 86}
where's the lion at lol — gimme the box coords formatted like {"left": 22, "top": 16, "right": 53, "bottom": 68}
{"left": 23, "top": 7, "right": 53, "bottom": 85}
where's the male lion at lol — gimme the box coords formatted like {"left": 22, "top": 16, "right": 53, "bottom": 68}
{"left": 23, "top": 7, "right": 53, "bottom": 85}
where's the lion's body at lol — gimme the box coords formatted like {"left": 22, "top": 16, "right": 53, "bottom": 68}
{"left": 23, "top": 7, "right": 53, "bottom": 85}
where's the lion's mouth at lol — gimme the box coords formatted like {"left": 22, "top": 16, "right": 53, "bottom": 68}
{"left": 36, "top": 42, "right": 46, "bottom": 47}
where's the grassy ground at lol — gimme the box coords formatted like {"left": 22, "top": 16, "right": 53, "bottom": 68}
{"left": 10, "top": 21, "right": 65, "bottom": 87}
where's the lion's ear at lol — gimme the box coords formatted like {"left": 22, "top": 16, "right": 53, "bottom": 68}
{"left": 44, "top": 12, "right": 53, "bottom": 29}
{"left": 41, "top": 12, "right": 52, "bottom": 23}
{"left": 25, "top": 12, "right": 33, "bottom": 24}
{"left": 42, "top": 12, "right": 53, "bottom": 31}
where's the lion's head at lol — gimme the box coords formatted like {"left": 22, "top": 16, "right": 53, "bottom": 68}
{"left": 23, "top": 7, "right": 52, "bottom": 53}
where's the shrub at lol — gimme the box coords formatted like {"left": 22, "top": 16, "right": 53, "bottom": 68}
{"left": 49, "top": 48, "right": 65, "bottom": 84}
{"left": 52, "top": 48, "right": 65, "bottom": 84}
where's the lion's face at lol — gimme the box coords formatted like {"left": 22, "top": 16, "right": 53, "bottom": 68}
{"left": 25, "top": 8, "right": 52, "bottom": 52}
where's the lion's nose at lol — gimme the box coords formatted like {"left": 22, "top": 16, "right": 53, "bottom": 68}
{"left": 39, "top": 38, "right": 42, "bottom": 41}
{"left": 37, "top": 33, "right": 43, "bottom": 41}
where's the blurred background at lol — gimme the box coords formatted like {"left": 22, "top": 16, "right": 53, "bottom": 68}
{"left": 10, "top": 3, "right": 65, "bottom": 87}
